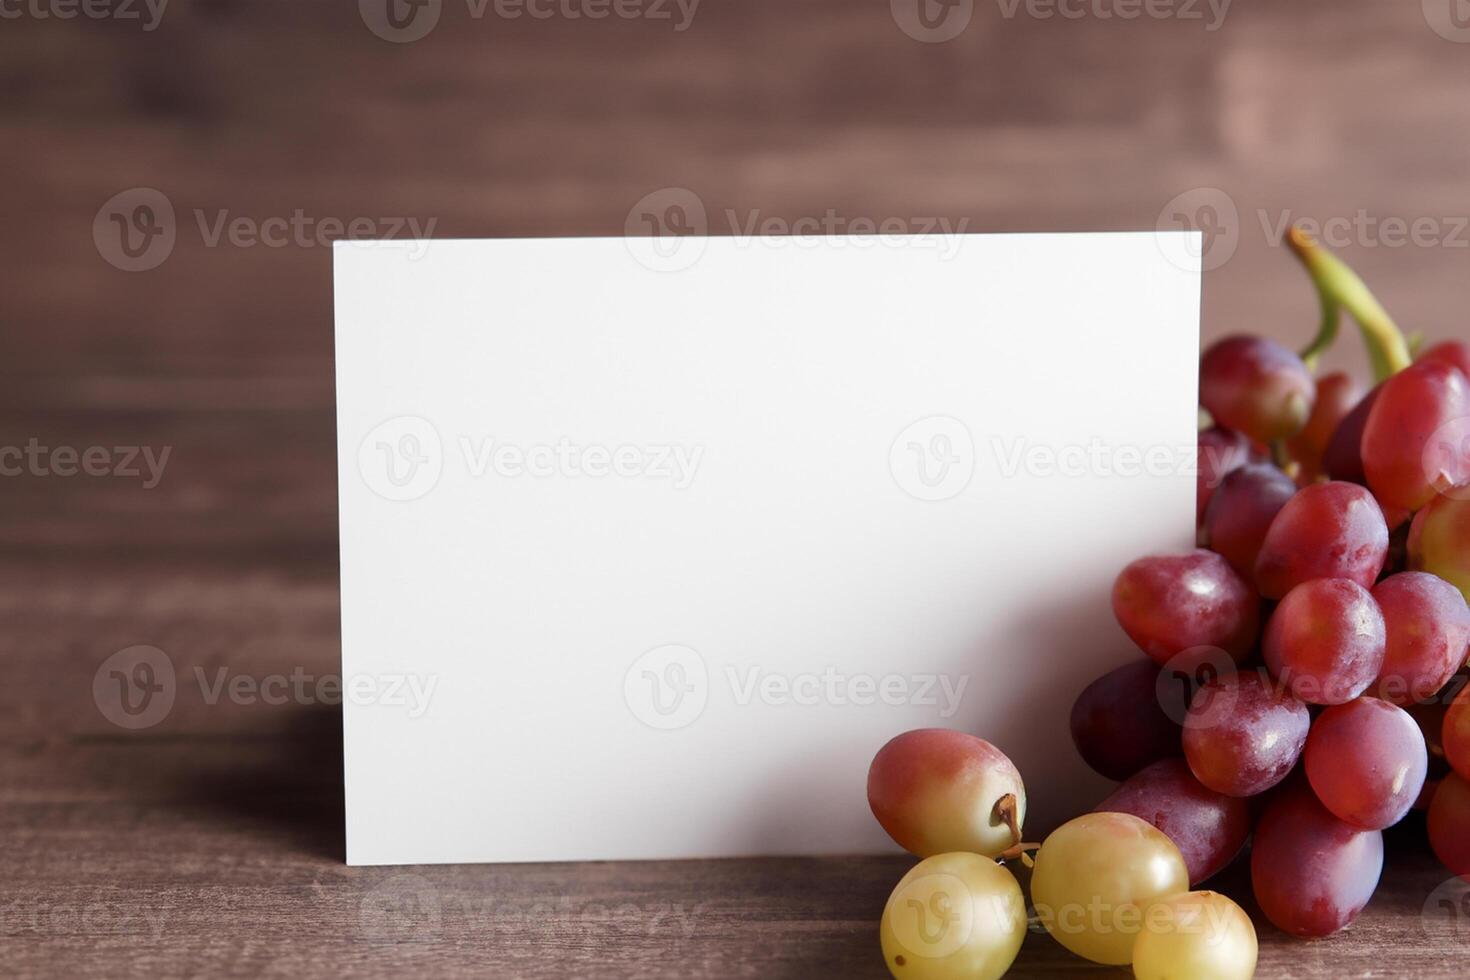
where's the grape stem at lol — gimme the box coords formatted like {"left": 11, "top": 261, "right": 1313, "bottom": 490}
{"left": 993, "top": 793, "right": 1022, "bottom": 846}
{"left": 1285, "top": 226, "right": 1412, "bottom": 381}
{"left": 1297, "top": 288, "right": 1339, "bottom": 374}
{"left": 992, "top": 793, "right": 1038, "bottom": 866}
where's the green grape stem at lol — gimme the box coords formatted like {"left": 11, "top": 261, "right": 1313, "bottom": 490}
{"left": 1286, "top": 226, "right": 1412, "bottom": 381}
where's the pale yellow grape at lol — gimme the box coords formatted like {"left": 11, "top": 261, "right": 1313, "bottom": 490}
{"left": 1132, "top": 891, "right": 1257, "bottom": 980}
{"left": 1030, "top": 811, "right": 1189, "bottom": 966}
{"left": 879, "top": 852, "right": 1026, "bottom": 980}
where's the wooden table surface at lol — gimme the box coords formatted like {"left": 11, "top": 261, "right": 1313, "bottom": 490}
{"left": 4, "top": 0, "right": 1470, "bottom": 976}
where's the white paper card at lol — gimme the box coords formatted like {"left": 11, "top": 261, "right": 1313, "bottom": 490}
{"left": 335, "top": 233, "right": 1200, "bottom": 865}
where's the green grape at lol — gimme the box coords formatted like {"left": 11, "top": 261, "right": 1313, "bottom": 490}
{"left": 879, "top": 852, "right": 1026, "bottom": 980}
{"left": 1132, "top": 890, "right": 1258, "bottom": 980}
{"left": 1031, "top": 811, "right": 1190, "bottom": 966}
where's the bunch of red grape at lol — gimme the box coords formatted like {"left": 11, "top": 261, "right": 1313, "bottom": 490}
{"left": 1075, "top": 228, "right": 1470, "bottom": 941}
{"left": 865, "top": 231, "right": 1468, "bottom": 979}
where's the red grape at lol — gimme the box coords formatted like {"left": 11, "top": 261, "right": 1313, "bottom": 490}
{"left": 1372, "top": 572, "right": 1470, "bottom": 705}
{"left": 1324, "top": 385, "right": 1380, "bottom": 485}
{"left": 1201, "top": 463, "right": 1296, "bottom": 579}
{"left": 1112, "top": 550, "right": 1259, "bottom": 666}
{"left": 1251, "top": 779, "right": 1384, "bottom": 937}
{"left": 1303, "top": 696, "right": 1427, "bottom": 830}
{"left": 1288, "top": 371, "right": 1359, "bottom": 482}
{"left": 1421, "top": 339, "right": 1470, "bottom": 380}
{"left": 1069, "top": 660, "right": 1181, "bottom": 781}
{"left": 1196, "top": 427, "right": 1254, "bottom": 525}
{"left": 1095, "top": 758, "right": 1250, "bottom": 885}
{"left": 1429, "top": 772, "right": 1470, "bottom": 882}
{"left": 1409, "top": 492, "right": 1470, "bottom": 604}
{"left": 1181, "top": 670, "right": 1309, "bottom": 797}
{"left": 1362, "top": 359, "right": 1470, "bottom": 513}
{"left": 1263, "top": 578, "right": 1386, "bottom": 705}
{"left": 1443, "top": 683, "right": 1470, "bottom": 783}
{"left": 867, "top": 729, "right": 1026, "bottom": 858}
{"left": 1200, "top": 336, "right": 1316, "bottom": 443}
{"left": 1253, "top": 481, "right": 1389, "bottom": 599}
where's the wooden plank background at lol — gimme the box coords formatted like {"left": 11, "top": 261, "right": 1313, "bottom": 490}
{"left": 2, "top": 0, "right": 1470, "bottom": 975}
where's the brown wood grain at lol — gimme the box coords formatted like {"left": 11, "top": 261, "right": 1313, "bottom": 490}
{"left": 3, "top": 0, "right": 1470, "bottom": 975}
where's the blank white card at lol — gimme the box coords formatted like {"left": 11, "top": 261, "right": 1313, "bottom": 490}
{"left": 335, "top": 232, "right": 1199, "bottom": 865}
